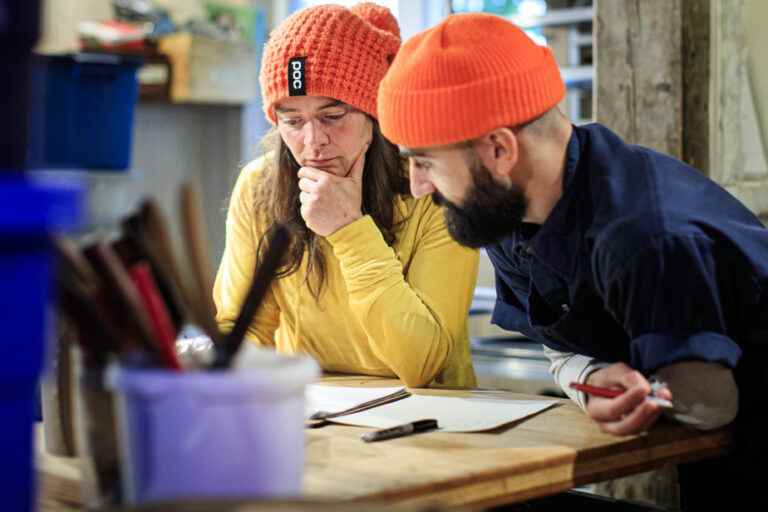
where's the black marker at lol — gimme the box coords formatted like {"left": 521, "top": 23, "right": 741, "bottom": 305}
{"left": 361, "top": 419, "right": 439, "bottom": 443}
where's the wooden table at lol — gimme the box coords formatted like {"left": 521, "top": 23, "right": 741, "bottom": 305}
{"left": 38, "top": 375, "right": 730, "bottom": 510}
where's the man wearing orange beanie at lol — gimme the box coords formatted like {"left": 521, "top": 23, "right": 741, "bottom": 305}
{"left": 213, "top": 3, "right": 478, "bottom": 390}
{"left": 378, "top": 13, "right": 767, "bottom": 509}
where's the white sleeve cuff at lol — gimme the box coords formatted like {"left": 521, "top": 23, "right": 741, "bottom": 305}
{"left": 542, "top": 346, "right": 609, "bottom": 410}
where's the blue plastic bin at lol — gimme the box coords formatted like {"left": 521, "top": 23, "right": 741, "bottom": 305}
{"left": 27, "top": 53, "right": 142, "bottom": 171}
{"left": 0, "top": 175, "right": 83, "bottom": 512}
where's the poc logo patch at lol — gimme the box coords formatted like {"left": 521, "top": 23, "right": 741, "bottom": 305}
{"left": 288, "top": 57, "right": 306, "bottom": 96}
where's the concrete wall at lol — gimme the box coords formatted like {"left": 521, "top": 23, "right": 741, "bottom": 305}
{"left": 745, "top": 0, "right": 768, "bottom": 160}
{"left": 728, "top": 0, "right": 768, "bottom": 218}
{"left": 35, "top": 0, "right": 111, "bottom": 54}
{"left": 130, "top": 103, "right": 246, "bottom": 265}
{"left": 710, "top": 0, "right": 768, "bottom": 216}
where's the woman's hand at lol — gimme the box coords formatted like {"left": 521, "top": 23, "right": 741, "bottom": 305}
{"left": 298, "top": 145, "right": 368, "bottom": 236}
{"left": 584, "top": 362, "right": 673, "bottom": 436}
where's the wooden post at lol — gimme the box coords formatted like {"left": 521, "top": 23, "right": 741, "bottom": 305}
{"left": 681, "top": 0, "right": 710, "bottom": 174}
{"left": 595, "top": 0, "right": 768, "bottom": 218}
{"left": 594, "top": 0, "right": 683, "bottom": 158}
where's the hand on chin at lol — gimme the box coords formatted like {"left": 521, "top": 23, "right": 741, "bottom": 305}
{"left": 297, "top": 147, "right": 367, "bottom": 236}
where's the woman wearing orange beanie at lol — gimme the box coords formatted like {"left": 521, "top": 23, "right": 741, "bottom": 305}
{"left": 213, "top": 3, "right": 478, "bottom": 388}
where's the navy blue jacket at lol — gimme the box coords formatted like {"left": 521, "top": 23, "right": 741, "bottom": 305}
{"left": 487, "top": 123, "right": 768, "bottom": 383}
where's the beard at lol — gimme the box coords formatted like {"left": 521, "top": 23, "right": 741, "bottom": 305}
{"left": 432, "top": 154, "right": 527, "bottom": 248}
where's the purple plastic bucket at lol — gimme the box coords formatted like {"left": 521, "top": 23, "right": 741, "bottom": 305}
{"left": 107, "top": 349, "right": 318, "bottom": 505}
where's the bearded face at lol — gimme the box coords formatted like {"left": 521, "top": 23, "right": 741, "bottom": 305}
{"left": 432, "top": 152, "right": 527, "bottom": 248}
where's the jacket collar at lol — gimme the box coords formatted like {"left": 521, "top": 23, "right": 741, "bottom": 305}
{"left": 525, "top": 126, "right": 586, "bottom": 280}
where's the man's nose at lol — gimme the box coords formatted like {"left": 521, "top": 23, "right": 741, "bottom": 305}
{"left": 409, "top": 161, "right": 436, "bottom": 199}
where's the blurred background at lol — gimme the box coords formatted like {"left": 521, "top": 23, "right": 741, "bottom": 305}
{"left": 6, "top": 1, "right": 768, "bottom": 510}
{"left": 29, "top": 0, "right": 595, "bottom": 271}
{"left": 20, "top": 0, "right": 768, "bottom": 415}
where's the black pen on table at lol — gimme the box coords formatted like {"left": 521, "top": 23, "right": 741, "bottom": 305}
{"left": 361, "top": 419, "right": 439, "bottom": 443}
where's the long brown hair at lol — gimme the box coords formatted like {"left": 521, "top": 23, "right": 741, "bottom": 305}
{"left": 253, "top": 118, "right": 409, "bottom": 300}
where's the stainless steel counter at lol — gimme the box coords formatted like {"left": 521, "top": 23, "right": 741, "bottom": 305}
{"left": 471, "top": 336, "right": 564, "bottom": 397}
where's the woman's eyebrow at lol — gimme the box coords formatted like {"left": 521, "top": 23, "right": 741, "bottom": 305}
{"left": 276, "top": 100, "right": 345, "bottom": 114}
{"left": 317, "top": 100, "right": 345, "bottom": 111}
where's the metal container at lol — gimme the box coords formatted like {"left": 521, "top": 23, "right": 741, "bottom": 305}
{"left": 471, "top": 336, "right": 564, "bottom": 397}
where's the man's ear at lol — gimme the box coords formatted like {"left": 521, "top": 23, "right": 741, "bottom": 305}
{"left": 472, "top": 127, "right": 518, "bottom": 181}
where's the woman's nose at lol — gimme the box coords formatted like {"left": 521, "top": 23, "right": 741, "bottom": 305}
{"left": 303, "top": 119, "right": 330, "bottom": 148}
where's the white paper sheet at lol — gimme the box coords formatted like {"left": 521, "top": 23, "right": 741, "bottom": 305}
{"left": 305, "top": 386, "right": 558, "bottom": 433}
{"left": 305, "top": 385, "right": 405, "bottom": 419}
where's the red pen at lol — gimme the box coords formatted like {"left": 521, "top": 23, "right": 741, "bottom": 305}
{"left": 569, "top": 382, "right": 673, "bottom": 409}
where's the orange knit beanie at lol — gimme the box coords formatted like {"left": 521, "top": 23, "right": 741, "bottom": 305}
{"left": 377, "top": 13, "right": 565, "bottom": 148}
{"left": 260, "top": 3, "right": 400, "bottom": 123}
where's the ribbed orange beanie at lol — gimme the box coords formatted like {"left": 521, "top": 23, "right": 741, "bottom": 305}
{"left": 377, "top": 13, "right": 565, "bottom": 148}
{"left": 260, "top": 3, "right": 400, "bottom": 123}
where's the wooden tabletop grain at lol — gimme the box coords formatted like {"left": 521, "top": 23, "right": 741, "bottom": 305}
{"left": 37, "top": 375, "right": 730, "bottom": 510}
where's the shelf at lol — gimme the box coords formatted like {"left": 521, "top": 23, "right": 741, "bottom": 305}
{"left": 561, "top": 65, "right": 593, "bottom": 86}
{"left": 473, "top": 286, "right": 497, "bottom": 300}
{"left": 157, "top": 33, "right": 258, "bottom": 105}
{"left": 573, "top": 32, "right": 594, "bottom": 47}
{"left": 510, "top": 6, "right": 593, "bottom": 29}
{"left": 505, "top": 6, "right": 594, "bottom": 125}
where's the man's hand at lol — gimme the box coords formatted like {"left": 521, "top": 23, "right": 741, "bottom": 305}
{"left": 584, "top": 362, "right": 673, "bottom": 436}
{"left": 298, "top": 144, "right": 368, "bottom": 236}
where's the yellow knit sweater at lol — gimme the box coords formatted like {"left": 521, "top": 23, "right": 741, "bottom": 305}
{"left": 213, "top": 156, "right": 478, "bottom": 388}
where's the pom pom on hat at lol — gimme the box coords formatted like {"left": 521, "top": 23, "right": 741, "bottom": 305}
{"left": 351, "top": 2, "right": 400, "bottom": 40}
